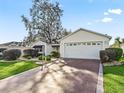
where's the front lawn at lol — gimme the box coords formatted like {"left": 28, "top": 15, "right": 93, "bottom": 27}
{"left": 104, "top": 65, "right": 124, "bottom": 93}
{"left": 0, "top": 61, "right": 38, "bottom": 80}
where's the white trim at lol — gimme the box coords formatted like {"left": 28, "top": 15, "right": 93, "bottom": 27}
{"left": 96, "top": 63, "right": 104, "bottom": 93}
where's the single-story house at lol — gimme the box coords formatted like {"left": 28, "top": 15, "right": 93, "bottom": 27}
{"left": 30, "top": 28, "right": 111, "bottom": 59}
{"left": 60, "top": 28, "right": 111, "bottom": 59}
{"left": 29, "top": 41, "right": 60, "bottom": 56}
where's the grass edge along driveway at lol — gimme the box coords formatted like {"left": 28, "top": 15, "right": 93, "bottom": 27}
{"left": 0, "top": 61, "right": 38, "bottom": 80}
{"left": 104, "top": 65, "right": 124, "bottom": 93}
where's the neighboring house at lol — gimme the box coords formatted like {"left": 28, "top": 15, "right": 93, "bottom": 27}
{"left": 60, "top": 28, "right": 111, "bottom": 59}
{"left": 0, "top": 41, "right": 22, "bottom": 47}
{"left": 0, "top": 41, "right": 31, "bottom": 57}
{"left": 29, "top": 41, "right": 59, "bottom": 56}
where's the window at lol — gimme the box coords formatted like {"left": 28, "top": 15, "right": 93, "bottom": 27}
{"left": 92, "top": 42, "right": 96, "bottom": 45}
{"left": 78, "top": 42, "right": 81, "bottom": 45}
{"left": 87, "top": 42, "right": 91, "bottom": 45}
{"left": 73, "top": 43, "right": 77, "bottom": 46}
{"left": 70, "top": 43, "right": 72, "bottom": 46}
{"left": 82, "top": 42, "right": 86, "bottom": 45}
{"left": 97, "top": 42, "right": 102, "bottom": 45}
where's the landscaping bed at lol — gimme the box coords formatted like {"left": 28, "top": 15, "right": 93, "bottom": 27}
{"left": 104, "top": 65, "right": 124, "bottom": 93}
{"left": 0, "top": 61, "right": 38, "bottom": 80}
{"left": 103, "top": 61, "right": 124, "bottom": 66}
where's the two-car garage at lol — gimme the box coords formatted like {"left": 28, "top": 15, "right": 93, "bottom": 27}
{"left": 60, "top": 28, "right": 111, "bottom": 59}
{"left": 64, "top": 41, "right": 103, "bottom": 59}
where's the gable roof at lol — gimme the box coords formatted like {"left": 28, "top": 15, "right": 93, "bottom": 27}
{"left": 60, "top": 28, "right": 112, "bottom": 41}
{"left": 0, "top": 41, "right": 22, "bottom": 46}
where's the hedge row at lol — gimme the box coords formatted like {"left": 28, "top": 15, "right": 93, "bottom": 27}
{"left": 100, "top": 48, "right": 123, "bottom": 63}
{"left": 0, "top": 48, "right": 39, "bottom": 60}
{"left": 3, "top": 49, "right": 21, "bottom": 60}
{"left": 23, "top": 49, "right": 38, "bottom": 58}
{"left": 0, "top": 48, "right": 60, "bottom": 61}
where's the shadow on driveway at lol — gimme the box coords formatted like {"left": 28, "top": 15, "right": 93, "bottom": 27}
{"left": 0, "top": 59, "right": 100, "bottom": 93}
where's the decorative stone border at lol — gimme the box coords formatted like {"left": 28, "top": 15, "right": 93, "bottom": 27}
{"left": 96, "top": 63, "right": 104, "bottom": 93}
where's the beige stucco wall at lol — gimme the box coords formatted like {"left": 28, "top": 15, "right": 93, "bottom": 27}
{"left": 60, "top": 29, "right": 110, "bottom": 58}
{"left": 61, "top": 30, "right": 110, "bottom": 43}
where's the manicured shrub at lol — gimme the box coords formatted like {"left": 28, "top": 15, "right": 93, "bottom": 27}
{"left": 0, "top": 48, "right": 7, "bottom": 52}
{"left": 38, "top": 55, "right": 45, "bottom": 60}
{"left": 51, "top": 51, "right": 60, "bottom": 58}
{"left": 100, "top": 48, "right": 123, "bottom": 62}
{"left": 46, "top": 55, "right": 51, "bottom": 61}
{"left": 0, "top": 54, "right": 3, "bottom": 60}
{"left": 42, "top": 55, "right": 46, "bottom": 60}
{"left": 23, "top": 54, "right": 32, "bottom": 59}
{"left": 106, "top": 48, "right": 123, "bottom": 61}
{"left": 0, "top": 48, "right": 7, "bottom": 60}
{"left": 23, "top": 49, "right": 38, "bottom": 58}
{"left": 38, "top": 55, "right": 43, "bottom": 60}
{"left": 37, "top": 53, "right": 42, "bottom": 57}
{"left": 3, "top": 49, "right": 21, "bottom": 60}
{"left": 26, "top": 56, "right": 31, "bottom": 59}
{"left": 38, "top": 55, "right": 51, "bottom": 61}
{"left": 100, "top": 50, "right": 109, "bottom": 63}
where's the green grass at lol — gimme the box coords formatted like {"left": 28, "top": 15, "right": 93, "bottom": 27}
{"left": 119, "top": 57, "right": 124, "bottom": 63}
{"left": 0, "top": 61, "right": 38, "bottom": 80}
{"left": 104, "top": 65, "right": 124, "bottom": 93}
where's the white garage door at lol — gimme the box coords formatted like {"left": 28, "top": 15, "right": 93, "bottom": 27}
{"left": 64, "top": 42, "right": 103, "bottom": 59}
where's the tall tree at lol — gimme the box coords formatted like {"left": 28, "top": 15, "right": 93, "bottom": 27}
{"left": 62, "top": 29, "right": 72, "bottom": 37}
{"left": 22, "top": 0, "right": 63, "bottom": 44}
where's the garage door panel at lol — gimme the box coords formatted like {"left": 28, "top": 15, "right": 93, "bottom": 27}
{"left": 64, "top": 43, "right": 102, "bottom": 59}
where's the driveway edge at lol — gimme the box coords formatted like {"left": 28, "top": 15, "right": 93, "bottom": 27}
{"left": 0, "top": 67, "right": 40, "bottom": 82}
{"left": 96, "top": 63, "right": 104, "bottom": 93}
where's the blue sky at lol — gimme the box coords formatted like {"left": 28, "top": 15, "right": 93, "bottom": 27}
{"left": 0, "top": 0, "right": 124, "bottom": 44}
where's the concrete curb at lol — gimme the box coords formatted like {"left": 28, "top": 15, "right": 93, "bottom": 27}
{"left": 96, "top": 63, "right": 104, "bottom": 93}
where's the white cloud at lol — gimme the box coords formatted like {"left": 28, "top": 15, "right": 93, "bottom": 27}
{"left": 104, "top": 12, "right": 109, "bottom": 15}
{"left": 108, "top": 9, "right": 122, "bottom": 15}
{"left": 101, "top": 17, "right": 112, "bottom": 23}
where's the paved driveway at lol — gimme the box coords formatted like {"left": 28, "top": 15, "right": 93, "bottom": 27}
{"left": 0, "top": 59, "right": 100, "bottom": 93}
